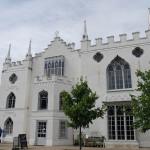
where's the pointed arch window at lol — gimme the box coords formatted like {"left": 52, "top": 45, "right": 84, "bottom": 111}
{"left": 38, "top": 91, "right": 48, "bottom": 110}
{"left": 107, "top": 56, "right": 132, "bottom": 90}
{"left": 4, "top": 117, "right": 13, "bottom": 134}
{"left": 6, "top": 92, "right": 16, "bottom": 108}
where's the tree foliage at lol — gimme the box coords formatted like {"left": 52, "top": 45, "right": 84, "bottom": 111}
{"left": 61, "top": 77, "right": 106, "bottom": 150}
{"left": 62, "top": 77, "right": 106, "bottom": 129}
{"left": 125, "top": 69, "right": 150, "bottom": 133}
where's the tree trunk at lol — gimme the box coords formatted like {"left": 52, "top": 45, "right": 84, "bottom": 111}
{"left": 79, "top": 126, "right": 82, "bottom": 150}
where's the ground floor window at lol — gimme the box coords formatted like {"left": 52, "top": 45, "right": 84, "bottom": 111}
{"left": 4, "top": 117, "right": 13, "bottom": 134}
{"left": 59, "top": 120, "right": 67, "bottom": 138}
{"left": 108, "top": 105, "right": 135, "bottom": 140}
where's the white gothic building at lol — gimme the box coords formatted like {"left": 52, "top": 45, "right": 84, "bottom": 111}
{"left": 1, "top": 12, "right": 150, "bottom": 148}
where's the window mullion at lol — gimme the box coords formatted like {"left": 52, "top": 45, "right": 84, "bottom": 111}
{"left": 114, "top": 70, "right": 117, "bottom": 89}
{"left": 106, "top": 110, "right": 108, "bottom": 141}
{"left": 115, "top": 105, "right": 118, "bottom": 140}
{"left": 61, "top": 60, "right": 62, "bottom": 76}
{"left": 122, "top": 68, "right": 125, "bottom": 89}
{"left": 124, "top": 108, "right": 127, "bottom": 140}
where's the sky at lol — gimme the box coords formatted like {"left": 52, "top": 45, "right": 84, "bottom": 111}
{"left": 0, "top": 0, "right": 150, "bottom": 79}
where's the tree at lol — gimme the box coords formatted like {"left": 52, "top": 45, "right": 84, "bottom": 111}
{"left": 125, "top": 69, "right": 150, "bottom": 133}
{"left": 61, "top": 77, "right": 106, "bottom": 150}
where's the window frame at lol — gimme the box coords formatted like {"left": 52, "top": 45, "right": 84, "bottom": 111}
{"left": 44, "top": 55, "right": 65, "bottom": 77}
{"left": 107, "top": 104, "right": 136, "bottom": 141}
{"left": 59, "top": 120, "right": 68, "bottom": 139}
{"left": 38, "top": 90, "right": 48, "bottom": 110}
{"left": 9, "top": 73, "right": 17, "bottom": 84}
{"left": 107, "top": 57, "right": 132, "bottom": 91}
{"left": 4, "top": 117, "right": 13, "bottom": 135}
{"left": 6, "top": 92, "right": 16, "bottom": 109}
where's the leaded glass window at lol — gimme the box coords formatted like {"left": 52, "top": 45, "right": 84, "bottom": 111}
{"left": 44, "top": 56, "right": 64, "bottom": 77}
{"left": 107, "top": 56, "right": 132, "bottom": 90}
{"left": 4, "top": 117, "right": 13, "bottom": 134}
{"left": 38, "top": 91, "right": 48, "bottom": 110}
{"left": 6, "top": 92, "right": 16, "bottom": 108}
{"left": 108, "top": 105, "right": 135, "bottom": 141}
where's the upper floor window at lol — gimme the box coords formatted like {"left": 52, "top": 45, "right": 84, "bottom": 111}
{"left": 59, "top": 92, "right": 63, "bottom": 110}
{"left": 44, "top": 56, "right": 64, "bottom": 77}
{"left": 107, "top": 56, "right": 132, "bottom": 90}
{"left": 9, "top": 74, "right": 17, "bottom": 84}
{"left": 38, "top": 90, "right": 48, "bottom": 110}
{"left": 4, "top": 117, "right": 13, "bottom": 134}
{"left": 6, "top": 92, "right": 16, "bottom": 108}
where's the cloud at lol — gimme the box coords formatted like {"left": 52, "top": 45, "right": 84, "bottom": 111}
{"left": 0, "top": 0, "right": 149, "bottom": 82}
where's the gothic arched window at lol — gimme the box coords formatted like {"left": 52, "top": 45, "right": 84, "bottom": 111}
{"left": 4, "top": 117, "right": 13, "bottom": 134}
{"left": 6, "top": 92, "right": 16, "bottom": 108}
{"left": 38, "top": 91, "right": 48, "bottom": 110}
{"left": 107, "top": 56, "right": 132, "bottom": 90}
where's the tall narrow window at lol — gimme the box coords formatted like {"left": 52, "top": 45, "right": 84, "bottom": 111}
{"left": 59, "top": 93, "right": 63, "bottom": 110}
{"left": 44, "top": 56, "right": 64, "bottom": 77}
{"left": 107, "top": 56, "right": 132, "bottom": 90}
{"left": 38, "top": 91, "right": 48, "bottom": 110}
{"left": 6, "top": 92, "right": 16, "bottom": 108}
{"left": 107, "top": 105, "right": 135, "bottom": 141}
{"left": 59, "top": 120, "right": 67, "bottom": 138}
{"left": 4, "top": 117, "right": 13, "bottom": 134}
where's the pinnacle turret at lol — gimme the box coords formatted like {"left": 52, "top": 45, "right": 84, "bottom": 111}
{"left": 82, "top": 20, "right": 88, "bottom": 40}
{"left": 26, "top": 40, "right": 32, "bottom": 59}
{"left": 5, "top": 44, "right": 11, "bottom": 63}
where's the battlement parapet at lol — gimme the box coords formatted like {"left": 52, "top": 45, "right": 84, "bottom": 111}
{"left": 119, "top": 34, "right": 127, "bottom": 42}
{"left": 35, "top": 53, "right": 42, "bottom": 58}
{"left": 81, "top": 30, "right": 150, "bottom": 52}
{"left": 2, "top": 58, "right": 32, "bottom": 72}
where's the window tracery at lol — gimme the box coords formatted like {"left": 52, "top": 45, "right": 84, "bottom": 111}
{"left": 44, "top": 56, "right": 64, "bottom": 77}
{"left": 6, "top": 92, "right": 16, "bottom": 108}
{"left": 107, "top": 56, "right": 132, "bottom": 90}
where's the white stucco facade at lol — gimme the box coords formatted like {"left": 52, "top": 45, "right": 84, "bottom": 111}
{"left": 0, "top": 20, "right": 150, "bottom": 148}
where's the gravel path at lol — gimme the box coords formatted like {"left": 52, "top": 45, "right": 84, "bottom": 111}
{"left": 1, "top": 142, "right": 150, "bottom": 150}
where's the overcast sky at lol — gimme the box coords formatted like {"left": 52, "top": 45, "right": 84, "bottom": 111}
{"left": 0, "top": 0, "right": 150, "bottom": 79}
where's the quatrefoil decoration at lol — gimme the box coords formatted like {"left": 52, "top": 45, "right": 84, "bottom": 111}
{"left": 132, "top": 47, "right": 144, "bottom": 58}
{"left": 93, "top": 52, "right": 103, "bottom": 62}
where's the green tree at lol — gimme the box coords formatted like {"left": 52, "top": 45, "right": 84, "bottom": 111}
{"left": 125, "top": 69, "right": 150, "bottom": 133}
{"left": 61, "top": 77, "right": 106, "bottom": 150}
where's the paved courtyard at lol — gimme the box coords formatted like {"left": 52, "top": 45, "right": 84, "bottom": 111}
{"left": 1, "top": 143, "right": 150, "bottom": 150}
